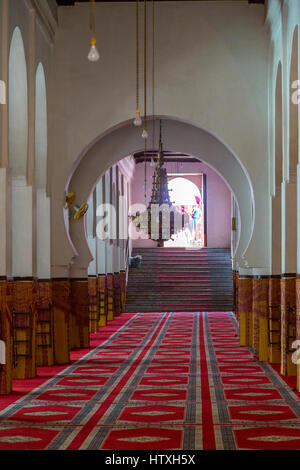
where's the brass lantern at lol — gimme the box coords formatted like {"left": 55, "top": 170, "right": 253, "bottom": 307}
{"left": 138, "top": 121, "right": 188, "bottom": 246}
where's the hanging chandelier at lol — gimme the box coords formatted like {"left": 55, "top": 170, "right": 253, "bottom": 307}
{"left": 136, "top": 121, "right": 189, "bottom": 247}
{"left": 130, "top": 2, "right": 188, "bottom": 246}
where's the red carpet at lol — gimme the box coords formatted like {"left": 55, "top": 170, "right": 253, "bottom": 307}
{"left": 0, "top": 311, "right": 300, "bottom": 450}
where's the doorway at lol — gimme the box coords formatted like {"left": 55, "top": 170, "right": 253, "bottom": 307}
{"left": 165, "top": 175, "right": 206, "bottom": 248}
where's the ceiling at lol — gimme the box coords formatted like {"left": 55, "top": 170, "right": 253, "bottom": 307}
{"left": 56, "top": 0, "right": 264, "bottom": 6}
{"left": 133, "top": 150, "right": 201, "bottom": 165}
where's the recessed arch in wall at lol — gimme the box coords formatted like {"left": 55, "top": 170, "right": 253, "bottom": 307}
{"left": 35, "top": 63, "right": 47, "bottom": 191}
{"left": 272, "top": 62, "right": 283, "bottom": 275}
{"left": 9, "top": 26, "right": 28, "bottom": 178}
{"left": 282, "top": 26, "right": 298, "bottom": 275}
{"left": 35, "top": 62, "right": 50, "bottom": 279}
{"left": 9, "top": 26, "right": 32, "bottom": 277}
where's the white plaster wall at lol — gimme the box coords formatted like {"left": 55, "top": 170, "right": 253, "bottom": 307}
{"left": 0, "top": 169, "right": 7, "bottom": 277}
{"left": 0, "top": 0, "right": 55, "bottom": 278}
{"left": 9, "top": 26, "right": 28, "bottom": 178}
{"left": 12, "top": 176, "right": 33, "bottom": 277}
{"left": 36, "top": 189, "right": 51, "bottom": 279}
{"left": 50, "top": 1, "right": 269, "bottom": 274}
{"left": 87, "top": 189, "right": 97, "bottom": 276}
{"left": 267, "top": 0, "right": 300, "bottom": 275}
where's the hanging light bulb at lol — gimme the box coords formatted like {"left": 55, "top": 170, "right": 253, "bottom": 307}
{"left": 133, "top": 109, "right": 142, "bottom": 126}
{"left": 88, "top": 0, "right": 99, "bottom": 62}
{"left": 88, "top": 37, "right": 100, "bottom": 62}
{"left": 142, "top": 126, "right": 148, "bottom": 139}
{"left": 150, "top": 157, "right": 156, "bottom": 167}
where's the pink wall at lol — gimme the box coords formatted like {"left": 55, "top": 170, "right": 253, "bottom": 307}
{"left": 130, "top": 160, "right": 232, "bottom": 249}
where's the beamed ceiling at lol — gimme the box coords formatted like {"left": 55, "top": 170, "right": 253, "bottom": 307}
{"left": 56, "top": 0, "right": 265, "bottom": 5}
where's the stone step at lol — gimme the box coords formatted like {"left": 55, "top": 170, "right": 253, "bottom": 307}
{"left": 125, "top": 247, "right": 233, "bottom": 312}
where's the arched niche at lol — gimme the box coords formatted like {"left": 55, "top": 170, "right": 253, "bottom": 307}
{"left": 65, "top": 118, "right": 254, "bottom": 278}
{"left": 271, "top": 62, "right": 283, "bottom": 275}
{"left": 35, "top": 62, "right": 50, "bottom": 279}
{"left": 9, "top": 27, "right": 28, "bottom": 178}
{"left": 9, "top": 27, "right": 31, "bottom": 277}
{"left": 283, "top": 26, "right": 298, "bottom": 275}
{"left": 35, "top": 63, "right": 47, "bottom": 191}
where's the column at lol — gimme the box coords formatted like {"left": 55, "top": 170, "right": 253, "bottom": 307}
{"left": 296, "top": 277, "right": 300, "bottom": 390}
{"left": 237, "top": 276, "right": 252, "bottom": 347}
{"left": 70, "top": 279, "right": 89, "bottom": 349}
{"left": 281, "top": 276, "right": 297, "bottom": 376}
{"left": 36, "top": 281, "right": 54, "bottom": 366}
{"left": 87, "top": 190, "right": 98, "bottom": 333}
{"left": 52, "top": 279, "right": 70, "bottom": 364}
{"left": 106, "top": 169, "right": 114, "bottom": 321}
{"left": 268, "top": 276, "right": 281, "bottom": 363}
{"left": 252, "top": 276, "right": 269, "bottom": 361}
{"left": 119, "top": 174, "right": 127, "bottom": 311}
{"left": 113, "top": 166, "right": 121, "bottom": 317}
{"left": 0, "top": 280, "right": 13, "bottom": 394}
{"left": 97, "top": 176, "right": 108, "bottom": 327}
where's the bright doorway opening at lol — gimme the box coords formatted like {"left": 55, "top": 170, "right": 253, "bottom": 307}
{"left": 165, "top": 175, "right": 206, "bottom": 248}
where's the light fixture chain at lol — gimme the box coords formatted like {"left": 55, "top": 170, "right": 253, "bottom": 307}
{"left": 90, "top": 0, "right": 95, "bottom": 37}
{"left": 144, "top": 0, "right": 147, "bottom": 126}
{"left": 144, "top": 0, "right": 147, "bottom": 201}
{"left": 144, "top": 139, "right": 147, "bottom": 202}
{"left": 152, "top": 0, "right": 155, "bottom": 157}
{"left": 136, "top": 0, "right": 140, "bottom": 111}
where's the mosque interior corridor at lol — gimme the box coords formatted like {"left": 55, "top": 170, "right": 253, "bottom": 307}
{"left": 1, "top": 0, "right": 300, "bottom": 455}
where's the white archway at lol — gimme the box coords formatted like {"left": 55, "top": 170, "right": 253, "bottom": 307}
{"left": 60, "top": 118, "right": 254, "bottom": 278}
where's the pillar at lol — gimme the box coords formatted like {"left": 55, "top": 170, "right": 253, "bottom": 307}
{"left": 281, "top": 276, "right": 297, "bottom": 376}
{"left": 36, "top": 281, "right": 54, "bottom": 366}
{"left": 252, "top": 277, "right": 269, "bottom": 361}
{"left": 0, "top": 280, "right": 13, "bottom": 394}
{"left": 296, "top": 277, "right": 300, "bottom": 390}
{"left": 106, "top": 272, "right": 114, "bottom": 322}
{"left": 119, "top": 172, "right": 128, "bottom": 312}
{"left": 70, "top": 280, "right": 89, "bottom": 349}
{"left": 97, "top": 176, "right": 108, "bottom": 326}
{"left": 88, "top": 276, "right": 98, "bottom": 333}
{"left": 87, "top": 190, "right": 99, "bottom": 333}
{"left": 106, "top": 170, "right": 114, "bottom": 322}
{"left": 268, "top": 276, "right": 281, "bottom": 363}
{"left": 52, "top": 279, "right": 70, "bottom": 364}
{"left": 12, "top": 280, "right": 37, "bottom": 379}
{"left": 238, "top": 276, "right": 252, "bottom": 346}
{"left": 120, "top": 270, "right": 127, "bottom": 311}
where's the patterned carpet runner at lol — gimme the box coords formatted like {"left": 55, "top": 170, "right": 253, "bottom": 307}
{"left": 0, "top": 311, "right": 300, "bottom": 450}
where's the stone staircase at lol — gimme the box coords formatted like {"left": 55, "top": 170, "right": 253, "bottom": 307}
{"left": 123, "top": 247, "right": 233, "bottom": 312}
